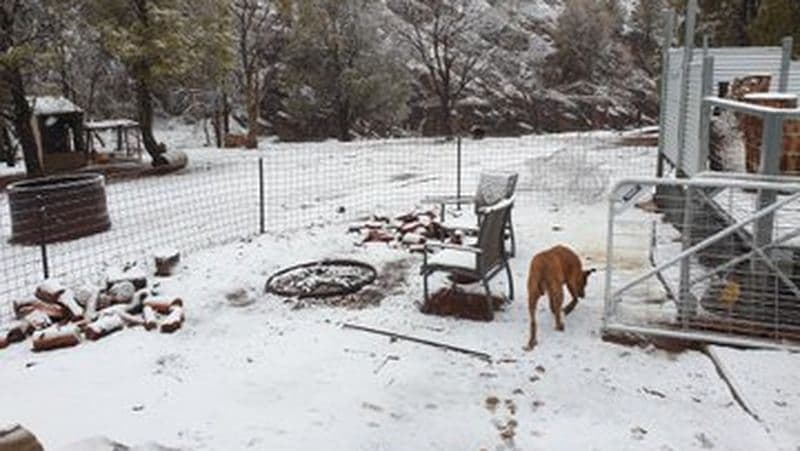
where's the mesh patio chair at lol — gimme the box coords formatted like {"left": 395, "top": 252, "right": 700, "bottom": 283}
{"left": 420, "top": 196, "right": 515, "bottom": 321}
{"left": 422, "top": 171, "right": 519, "bottom": 256}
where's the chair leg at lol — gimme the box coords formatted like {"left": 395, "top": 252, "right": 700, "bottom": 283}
{"left": 505, "top": 261, "right": 514, "bottom": 302}
{"left": 423, "top": 272, "right": 430, "bottom": 305}
{"left": 508, "top": 222, "right": 516, "bottom": 258}
{"left": 481, "top": 277, "right": 494, "bottom": 321}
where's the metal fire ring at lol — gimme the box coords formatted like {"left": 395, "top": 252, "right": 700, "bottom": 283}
{"left": 265, "top": 259, "right": 377, "bottom": 299}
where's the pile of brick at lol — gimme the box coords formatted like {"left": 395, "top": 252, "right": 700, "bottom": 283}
{"left": 350, "top": 209, "right": 465, "bottom": 248}
{"left": 0, "top": 252, "right": 184, "bottom": 352}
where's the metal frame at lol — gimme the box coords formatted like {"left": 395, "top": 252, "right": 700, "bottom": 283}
{"left": 421, "top": 197, "right": 515, "bottom": 320}
{"left": 604, "top": 175, "right": 800, "bottom": 351}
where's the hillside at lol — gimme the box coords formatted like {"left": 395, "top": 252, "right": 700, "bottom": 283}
{"left": 271, "top": 0, "right": 658, "bottom": 140}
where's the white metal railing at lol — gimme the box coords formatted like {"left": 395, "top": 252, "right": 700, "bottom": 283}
{"left": 604, "top": 175, "right": 800, "bottom": 351}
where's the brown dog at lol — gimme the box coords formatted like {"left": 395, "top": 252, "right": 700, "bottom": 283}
{"left": 524, "top": 245, "right": 595, "bottom": 351}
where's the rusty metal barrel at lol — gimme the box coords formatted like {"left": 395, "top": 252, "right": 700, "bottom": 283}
{"left": 7, "top": 173, "right": 111, "bottom": 244}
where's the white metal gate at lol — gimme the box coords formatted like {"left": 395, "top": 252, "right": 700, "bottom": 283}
{"left": 604, "top": 174, "right": 800, "bottom": 350}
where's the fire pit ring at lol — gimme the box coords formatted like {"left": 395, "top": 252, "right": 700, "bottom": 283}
{"left": 265, "top": 259, "right": 377, "bottom": 299}
{"left": 7, "top": 173, "right": 111, "bottom": 244}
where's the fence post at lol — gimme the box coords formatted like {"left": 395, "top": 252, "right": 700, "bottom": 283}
{"left": 676, "top": 0, "right": 697, "bottom": 177}
{"left": 755, "top": 113, "right": 783, "bottom": 247}
{"left": 779, "top": 37, "right": 793, "bottom": 93}
{"left": 259, "top": 157, "right": 265, "bottom": 234}
{"left": 655, "top": 9, "right": 675, "bottom": 179}
{"left": 697, "top": 56, "right": 714, "bottom": 172}
{"left": 37, "top": 195, "right": 49, "bottom": 279}
{"left": 456, "top": 136, "right": 462, "bottom": 210}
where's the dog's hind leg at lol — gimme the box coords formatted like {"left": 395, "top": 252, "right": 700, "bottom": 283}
{"left": 546, "top": 281, "right": 565, "bottom": 331}
{"left": 524, "top": 293, "right": 540, "bottom": 351}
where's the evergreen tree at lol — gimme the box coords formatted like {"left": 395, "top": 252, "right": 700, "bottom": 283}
{"left": 88, "top": 0, "right": 233, "bottom": 165}
{"left": 748, "top": 0, "right": 800, "bottom": 54}
{"left": 630, "top": 0, "right": 665, "bottom": 75}
{"left": 550, "top": 0, "right": 613, "bottom": 84}
{"left": 284, "top": 0, "right": 408, "bottom": 141}
{"left": 0, "top": 1, "right": 52, "bottom": 176}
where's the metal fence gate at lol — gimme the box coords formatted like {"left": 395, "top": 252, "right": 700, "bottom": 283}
{"left": 604, "top": 175, "right": 800, "bottom": 350}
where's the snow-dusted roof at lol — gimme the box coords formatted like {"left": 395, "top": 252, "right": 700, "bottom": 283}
{"left": 27, "top": 96, "right": 83, "bottom": 115}
{"left": 85, "top": 119, "right": 139, "bottom": 130}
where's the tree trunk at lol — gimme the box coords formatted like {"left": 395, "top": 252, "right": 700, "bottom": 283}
{"left": 439, "top": 94, "right": 453, "bottom": 138}
{"left": 246, "top": 80, "right": 260, "bottom": 145}
{"left": 336, "top": 99, "right": 352, "bottom": 142}
{"left": 135, "top": 74, "right": 167, "bottom": 166}
{"left": 222, "top": 92, "right": 230, "bottom": 135}
{"left": 211, "top": 110, "right": 222, "bottom": 148}
{"left": 3, "top": 68, "right": 42, "bottom": 177}
{"left": 0, "top": 124, "right": 14, "bottom": 167}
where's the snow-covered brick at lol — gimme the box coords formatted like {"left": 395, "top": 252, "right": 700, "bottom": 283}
{"left": 31, "top": 324, "right": 80, "bottom": 351}
{"left": 106, "top": 268, "right": 148, "bottom": 290}
{"left": 0, "top": 320, "right": 31, "bottom": 348}
{"left": 0, "top": 424, "right": 43, "bottom": 451}
{"left": 35, "top": 279, "right": 66, "bottom": 304}
{"left": 401, "top": 233, "right": 427, "bottom": 245}
{"left": 154, "top": 250, "right": 181, "bottom": 277}
{"left": 15, "top": 300, "right": 68, "bottom": 322}
{"left": 143, "top": 297, "right": 183, "bottom": 315}
{"left": 56, "top": 289, "right": 84, "bottom": 319}
{"left": 159, "top": 306, "right": 184, "bottom": 334}
{"left": 24, "top": 310, "right": 52, "bottom": 330}
{"left": 143, "top": 306, "right": 158, "bottom": 331}
{"left": 84, "top": 314, "right": 125, "bottom": 341}
{"left": 109, "top": 281, "right": 136, "bottom": 304}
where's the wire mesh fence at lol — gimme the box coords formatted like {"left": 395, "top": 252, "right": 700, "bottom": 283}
{"left": 604, "top": 175, "right": 800, "bottom": 350}
{"left": 0, "top": 131, "right": 656, "bottom": 323}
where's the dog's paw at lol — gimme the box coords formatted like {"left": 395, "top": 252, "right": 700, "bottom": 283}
{"left": 555, "top": 324, "right": 565, "bottom": 332}
{"left": 523, "top": 342, "right": 536, "bottom": 352}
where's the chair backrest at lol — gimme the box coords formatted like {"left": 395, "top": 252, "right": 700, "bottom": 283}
{"left": 474, "top": 171, "right": 519, "bottom": 211}
{"left": 475, "top": 195, "right": 514, "bottom": 273}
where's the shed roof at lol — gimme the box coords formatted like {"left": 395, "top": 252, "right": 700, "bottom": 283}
{"left": 27, "top": 96, "right": 83, "bottom": 115}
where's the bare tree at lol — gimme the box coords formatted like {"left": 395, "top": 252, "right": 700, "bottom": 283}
{"left": 396, "top": 0, "right": 484, "bottom": 137}
{"left": 231, "top": 0, "right": 288, "bottom": 145}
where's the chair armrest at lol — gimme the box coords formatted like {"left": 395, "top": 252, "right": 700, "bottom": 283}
{"left": 424, "top": 242, "right": 482, "bottom": 254}
{"left": 420, "top": 195, "right": 477, "bottom": 205}
{"left": 440, "top": 223, "right": 478, "bottom": 234}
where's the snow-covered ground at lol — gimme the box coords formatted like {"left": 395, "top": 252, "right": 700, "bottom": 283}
{"left": 0, "top": 127, "right": 798, "bottom": 450}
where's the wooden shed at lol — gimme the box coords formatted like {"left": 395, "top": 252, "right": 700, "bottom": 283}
{"left": 28, "top": 96, "right": 88, "bottom": 173}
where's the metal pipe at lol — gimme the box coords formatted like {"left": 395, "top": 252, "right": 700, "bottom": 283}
{"left": 779, "top": 37, "right": 793, "bottom": 93}
{"left": 676, "top": 0, "right": 697, "bottom": 176}
{"left": 259, "top": 157, "right": 265, "bottom": 234}
{"left": 602, "top": 324, "right": 800, "bottom": 353}
{"left": 656, "top": 9, "right": 676, "bottom": 178}
{"left": 456, "top": 136, "right": 462, "bottom": 210}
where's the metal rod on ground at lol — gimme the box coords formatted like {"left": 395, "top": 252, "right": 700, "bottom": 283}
{"left": 37, "top": 195, "right": 49, "bottom": 279}
{"left": 342, "top": 323, "right": 491, "bottom": 362}
{"left": 259, "top": 157, "right": 265, "bottom": 234}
